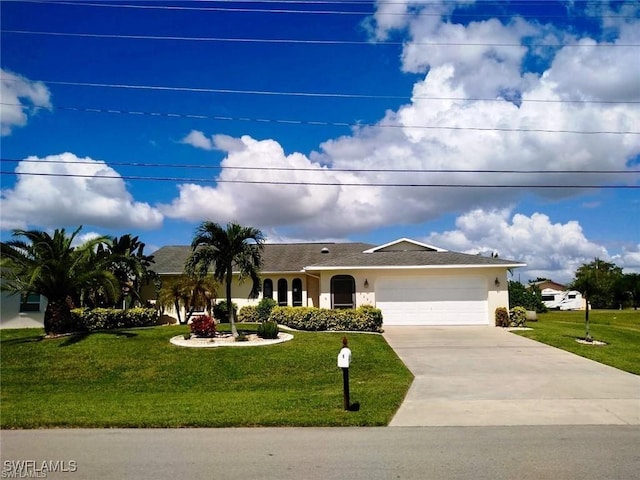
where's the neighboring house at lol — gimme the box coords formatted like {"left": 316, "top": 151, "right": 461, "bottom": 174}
{"left": 148, "top": 238, "right": 525, "bottom": 326}
{"left": 530, "top": 280, "right": 567, "bottom": 292}
{"left": 0, "top": 290, "right": 46, "bottom": 328}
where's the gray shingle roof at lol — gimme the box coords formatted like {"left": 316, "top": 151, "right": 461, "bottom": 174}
{"left": 305, "top": 250, "right": 524, "bottom": 269}
{"left": 151, "top": 242, "right": 524, "bottom": 274}
{"left": 150, "top": 242, "right": 375, "bottom": 274}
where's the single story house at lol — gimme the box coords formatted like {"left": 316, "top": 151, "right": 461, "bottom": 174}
{"left": 149, "top": 238, "right": 526, "bottom": 326}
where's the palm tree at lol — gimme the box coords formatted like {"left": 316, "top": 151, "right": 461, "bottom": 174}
{"left": 156, "top": 275, "right": 218, "bottom": 325}
{"left": 0, "top": 227, "right": 120, "bottom": 335}
{"left": 185, "top": 222, "right": 264, "bottom": 337}
{"left": 96, "top": 234, "right": 157, "bottom": 309}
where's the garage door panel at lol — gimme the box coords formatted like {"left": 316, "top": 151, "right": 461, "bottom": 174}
{"left": 377, "top": 287, "right": 486, "bottom": 303}
{"left": 375, "top": 276, "right": 488, "bottom": 326}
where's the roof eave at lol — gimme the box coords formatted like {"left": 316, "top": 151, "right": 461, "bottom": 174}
{"left": 304, "top": 263, "right": 527, "bottom": 271}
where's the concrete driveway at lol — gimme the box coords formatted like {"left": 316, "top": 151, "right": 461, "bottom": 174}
{"left": 383, "top": 326, "right": 640, "bottom": 426}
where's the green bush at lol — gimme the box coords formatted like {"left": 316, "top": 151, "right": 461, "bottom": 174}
{"left": 509, "top": 306, "right": 527, "bottom": 327}
{"left": 238, "top": 305, "right": 259, "bottom": 323}
{"left": 257, "top": 320, "right": 279, "bottom": 339}
{"left": 212, "top": 300, "right": 237, "bottom": 323}
{"left": 495, "top": 307, "right": 509, "bottom": 327}
{"left": 256, "top": 297, "right": 278, "bottom": 322}
{"left": 70, "top": 307, "right": 158, "bottom": 331}
{"left": 269, "top": 305, "right": 383, "bottom": 333}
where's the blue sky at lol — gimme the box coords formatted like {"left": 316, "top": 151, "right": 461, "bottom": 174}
{"left": 1, "top": 0, "right": 639, "bottom": 283}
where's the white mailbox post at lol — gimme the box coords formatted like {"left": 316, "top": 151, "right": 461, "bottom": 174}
{"left": 337, "top": 337, "right": 352, "bottom": 410}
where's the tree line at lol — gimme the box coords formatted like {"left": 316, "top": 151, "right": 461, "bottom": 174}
{"left": 1, "top": 222, "right": 264, "bottom": 337}
{"left": 1, "top": 227, "right": 157, "bottom": 334}
{"left": 510, "top": 259, "right": 640, "bottom": 311}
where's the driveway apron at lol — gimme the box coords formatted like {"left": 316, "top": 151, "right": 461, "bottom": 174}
{"left": 383, "top": 326, "right": 640, "bottom": 426}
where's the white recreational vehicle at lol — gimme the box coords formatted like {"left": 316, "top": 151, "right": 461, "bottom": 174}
{"left": 541, "top": 288, "right": 586, "bottom": 310}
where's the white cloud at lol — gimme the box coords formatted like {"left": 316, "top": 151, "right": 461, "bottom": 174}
{"left": 0, "top": 153, "right": 164, "bottom": 231}
{"left": 0, "top": 69, "right": 52, "bottom": 136}
{"left": 545, "top": 24, "right": 640, "bottom": 102}
{"left": 612, "top": 244, "right": 640, "bottom": 273}
{"left": 425, "top": 208, "right": 610, "bottom": 283}
{"left": 171, "top": 5, "right": 639, "bottom": 240}
{"left": 160, "top": 135, "right": 344, "bottom": 233}
{"left": 180, "top": 130, "right": 214, "bottom": 150}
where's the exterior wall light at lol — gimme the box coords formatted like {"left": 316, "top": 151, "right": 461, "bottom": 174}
{"left": 495, "top": 277, "right": 500, "bottom": 288}
{"left": 364, "top": 279, "right": 369, "bottom": 288}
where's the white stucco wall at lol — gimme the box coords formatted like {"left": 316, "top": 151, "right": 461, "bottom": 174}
{"left": 315, "top": 267, "right": 511, "bottom": 325}
{"left": 151, "top": 267, "right": 512, "bottom": 326}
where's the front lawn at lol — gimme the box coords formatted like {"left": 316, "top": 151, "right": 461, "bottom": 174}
{"left": 513, "top": 309, "right": 640, "bottom": 375}
{"left": 0, "top": 324, "right": 413, "bottom": 428}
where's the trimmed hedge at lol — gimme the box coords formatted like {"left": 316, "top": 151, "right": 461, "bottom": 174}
{"left": 238, "top": 298, "right": 279, "bottom": 323}
{"left": 70, "top": 307, "right": 158, "bottom": 332}
{"left": 238, "top": 305, "right": 259, "bottom": 323}
{"left": 269, "top": 305, "right": 383, "bottom": 333}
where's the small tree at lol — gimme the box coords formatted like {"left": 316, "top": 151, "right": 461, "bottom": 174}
{"left": 96, "top": 234, "right": 157, "bottom": 309}
{"left": 571, "top": 259, "right": 623, "bottom": 309}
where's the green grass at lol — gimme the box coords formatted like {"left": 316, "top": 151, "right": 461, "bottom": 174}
{"left": 514, "top": 309, "right": 640, "bottom": 375}
{"left": 0, "top": 324, "right": 413, "bottom": 429}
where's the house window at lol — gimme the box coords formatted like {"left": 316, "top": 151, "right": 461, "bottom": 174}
{"left": 277, "top": 279, "right": 288, "bottom": 306}
{"left": 331, "top": 275, "right": 355, "bottom": 309}
{"left": 292, "top": 278, "right": 303, "bottom": 307}
{"left": 263, "top": 279, "right": 273, "bottom": 299}
{"left": 19, "top": 292, "right": 41, "bottom": 312}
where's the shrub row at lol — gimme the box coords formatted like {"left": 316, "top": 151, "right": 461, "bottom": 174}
{"left": 238, "top": 298, "right": 277, "bottom": 323}
{"left": 238, "top": 305, "right": 260, "bottom": 323}
{"left": 269, "top": 305, "right": 383, "bottom": 333}
{"left": 70, "top": 307, "right": 158, "bottom": 331}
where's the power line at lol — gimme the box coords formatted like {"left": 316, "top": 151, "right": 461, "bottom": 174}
{"left": 3, "top": 30, "right": 638, "bottom": 48}
{"left": 2, "top": 102, "right": 636, "bottom": 135}
{"left": 7, "top": 0, "right": 637, "bottom": 19}
{"left": 2, "top": 158, "right": 637, "bottom": 175}
{"left": 2, "top": 170, "right": 638, "bottom": 189}
{"left": 12, "top": 79, "right": 637, "bottom": 105}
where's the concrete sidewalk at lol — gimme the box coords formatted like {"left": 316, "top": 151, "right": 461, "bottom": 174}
{"left": 383, "top": 326, "right": 640, "bottom": 426}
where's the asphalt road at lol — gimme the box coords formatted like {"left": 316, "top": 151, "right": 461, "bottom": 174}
{"left": 2, "top": 426, "right": 639, "bottom": 480}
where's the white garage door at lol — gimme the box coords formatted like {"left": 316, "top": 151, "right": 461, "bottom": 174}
{"left": 376, "top": 276, "right": 488, "bottom": 326}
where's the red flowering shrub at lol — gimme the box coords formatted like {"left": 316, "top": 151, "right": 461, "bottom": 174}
{"left": 190, "top": 315, "right": 217, "bottom": 338}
